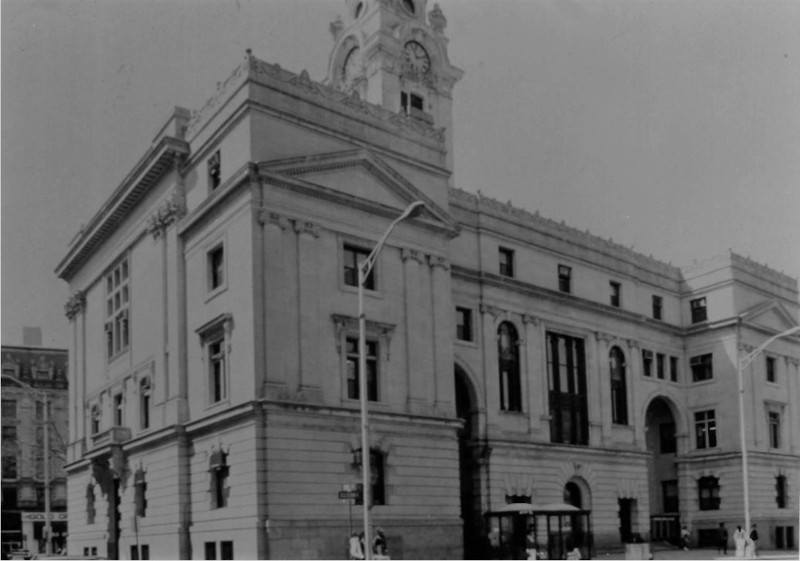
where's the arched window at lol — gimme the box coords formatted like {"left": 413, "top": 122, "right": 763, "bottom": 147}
{"left": 564, "top": 481, "right": 582, "bottom": 508}
{"left": 610, "top": 347, "right": 628, "bottom": 425}
{"left": 139, "top": 378, "right": 152, "bottom": 430}
{"left": 498, "top": 322, "right": 522, "bottom": 412}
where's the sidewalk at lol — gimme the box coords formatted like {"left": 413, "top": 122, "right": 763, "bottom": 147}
{"left": 596, "top": 546, "right": 798, "bottom": 560}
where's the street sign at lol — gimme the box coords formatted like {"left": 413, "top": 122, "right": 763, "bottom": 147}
{"left": 339, "top": 490, "right": 360, "bottom": 500}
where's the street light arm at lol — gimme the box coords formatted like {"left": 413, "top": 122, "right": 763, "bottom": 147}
{"left": 359, "top": 201, "right": 425, "bottom": 278}
{"left": 740, "top": 325, "right": 800, "bottom": 370}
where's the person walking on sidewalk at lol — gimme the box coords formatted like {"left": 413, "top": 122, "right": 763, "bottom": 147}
{"left": 748, "top": 524, "right": 759, "bottom": 558}
{"left": 733, "top": 525, "right": 747, "bottom": 557}
{"left": 717, "top": 522, "right": 729, "bottom": 555}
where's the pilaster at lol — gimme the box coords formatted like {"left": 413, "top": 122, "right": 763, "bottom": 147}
{"left": 263, "top": 212, "right": 292, "bottom": 395}
{"left": 594, "top": 331, "right": 614, "bottom": 444}
{"left": 627, "top": 338, "right": 643, "bottom": 445}
{"left": 428, "top": 255, "right": 452, "bottom": 414}
{"left": 294, "top": 220, "right": 322, "bottom": 399}
{"left": 402, "top": 248, "right": 429, "bottom": 412}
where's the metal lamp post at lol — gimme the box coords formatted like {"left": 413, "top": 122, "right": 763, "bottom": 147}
{"left": 1, "top": 374, "right": 52, "bottom": 554}
{"left": 357, "top": 201, "right": 425, "bottom": 560}
{"left": 736, "top": 324, "right": 800, "bottom": 533}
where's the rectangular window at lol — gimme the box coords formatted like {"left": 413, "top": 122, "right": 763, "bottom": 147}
{"left": 690, "top": 353, "right": 713, "bottom": 382}
{"left": 558, "top": 265, "right": 572, "bottom": 293}
{"left": 141, "top": 545, "right": 150, "bottom": 560}
{"left": 105, "top": 258, "right": 130, "bottom": 359}
{"left": 113, "top": 393, "right": 124, "bottom": 427}
{"left": 220, "top": 542, "right": 233, "bottom": 560}
{"left": 669, "top": 356, "right": 678, "bottom": 382}
{"left": 401, "top": 91, "right": 425, "bottom": 113}
{"left": 498, "top": 247, "right": 515, "bottom": 277}
{"left": 652, "top": 295, "right": 663, "bottom": 320}
{"left": 546, "top": 332, "right": 588, "bottom": 445}
{"left": 2, "top": 488, "right": 17, "bottom": 509}
{"left": 208, "top": 245, "right": 225, "bottom": 292}
{"left": 346, "top": 338, "right": 378, "bottom": 401}
{"left": 140, "top": 379, "right": 152, "bottom": 430}
{"left": 2, "top": 425, "right": 17, "bottom": 443}
{"left": 209, "top": 451, "right": 229, "bottom": 509}
{"left": 656, "top": 353, "right": 665, "bottom": 379}
{"left": 205, "top": 542, "right": 216, "bottom": 560}
{"left": 769, "top": 411, "right": 780, "bottom": 449}
{"left": 343, "top": 244, "right": 375, "bottom": 290}
{"left": 766, "top": 356, "right": 776, "bottom": 383}
{"left": 208, "top": 150, "right": 221, "bottom": 190}
{"left": 209, "top": 337, "right": 227, "bottom": 404}
{"left": 776, "top": 475, "right": 787, "bottom": 509}
{"left": 131, "top": 546, "right": 139, "bottom": 560}
{"left": 690, "top": 297, "right": 707, "bottom": 323}
{"left": 698, "top": 476, "right": 721, "bottom": 510}
{"left": 610, "top": 281, "right": 621, "bottom": 307}
{"left": 662, "top": 480, "right": 678, "bottom": 512}
{"left": 695, "top": 410, "right": 717, "bottom": 449}
{"left": 642, "top": 350, "right": 653, "bottom": 377}
{"left": 2, "top": 400, "right": 16, "bottom": 419}
{"left": 455, "top": 307, "right": 473, "bottom": 342}
{"left": 355, "top": 448, "right": 386, "bottom": 506}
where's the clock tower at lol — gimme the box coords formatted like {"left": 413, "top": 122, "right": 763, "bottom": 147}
{"left": 326, "top": 0, "right": 463, "bottom": 171}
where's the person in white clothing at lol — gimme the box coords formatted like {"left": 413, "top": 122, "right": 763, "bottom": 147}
{"left": 349, "top": 532, "right": 364, "bottom": 560}
{"left": 733, "top": 525, "right": 747, "bottom": 557}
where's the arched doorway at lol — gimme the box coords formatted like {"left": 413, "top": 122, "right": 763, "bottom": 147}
{"left": 645, "top": 397, "right": 680, "bottom": 544}
{"left": 455, "top": 364, "right": 481, "bottom": 558}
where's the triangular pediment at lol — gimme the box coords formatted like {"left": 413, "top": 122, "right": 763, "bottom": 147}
{"left": 258, "top": 149, "right": 458, "bottom": 234}
{"left": 740, "top": 300, "right": 798, "bottom": 333}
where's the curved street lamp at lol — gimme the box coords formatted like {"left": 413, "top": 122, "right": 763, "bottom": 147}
{"left": 736, "top": 324, "right": 800, "bottom": 533}
{"left": 358, "top": 201, "right": 425, "bottom": 560}
{"left": 1, "top": 374, "right": 52, "bottom": 554}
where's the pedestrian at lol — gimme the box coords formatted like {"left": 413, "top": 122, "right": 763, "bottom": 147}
{"left": 525, "top": 526, "right": 537, "bottom": 560}
{"left": 718, "top": 522, "right": 729, "bottom": 555}
{"left": 680, "top": 525, "right": 690, "bottom": 550}
{"left": 349, "top": 531, "right": 364, "bottom": 560}
{"left": 748, "top": 524, "right": 759, "bottom": 558}
{"left": 373, "top": 527, "right": 388, "bottom": 558}
{"left": 733, "top": 524, "right": 747, "bottom": 557}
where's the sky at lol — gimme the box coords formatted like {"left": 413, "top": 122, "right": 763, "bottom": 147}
{"left": 2, "top": 0, "right": 799, "bottom": 348}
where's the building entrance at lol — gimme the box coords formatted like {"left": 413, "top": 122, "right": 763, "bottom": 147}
{"left": 644, "top": 397, "right": 680, "bottom": 544}
{"left": 455, "top": 365, "right": 481, "bottom": 559}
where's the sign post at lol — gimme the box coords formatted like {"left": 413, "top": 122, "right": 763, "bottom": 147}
{"left": 339, "top": 484, "right": 361, "bottom": 537}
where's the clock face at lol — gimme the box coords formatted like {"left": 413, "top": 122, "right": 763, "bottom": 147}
{"left": 343, "top": 47, "right": 362, "bottom": 86}
{"left": 404, "top": 41, "right": 430, "bottom": 74}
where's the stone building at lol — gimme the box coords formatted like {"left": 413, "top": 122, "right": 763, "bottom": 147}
{"left": 2, "top": 339, "right": 69, "bottom": 555}
{"left": 56, "top": 0, "right": 799, "bottom": 558}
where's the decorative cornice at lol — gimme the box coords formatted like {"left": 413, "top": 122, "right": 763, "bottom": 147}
{"left": 146, "top": 194, "right": 186, "bottom": 239}
{"left": 401, "top": 248, "right": 426, "bottom": 265}
{"left": 65, "top": 291, "right": 87, "bottom": 320}
{"left": 428, "top": 255, "right": 450, "bottom": 271}
{"left": 331, "top": 314, "right": 396, "bottom": 360}
{"left": 449, "top": 186, "right": 681, "bottom": 279}
{"left": 293, "top": 220, "right": 320, "bottom": 238}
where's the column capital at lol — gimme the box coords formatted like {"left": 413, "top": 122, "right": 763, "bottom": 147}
{"left": 401, "top": 248, "right": 426, "bottom": 264}
{"left": 626, "top": 338, "right": 640, "bottom": 350}
{"left": 595, "top": 331, "right": 615, "bottom": 344}
{"left": 65, "top": 290, "right": 87, "bottom": 320}
{"left": 479, "top": 303, "right": 504, "bottom": 319}
{"left": 428, "top": 254, "right": 450, "bottom": 270}
{"left": 146, "top": 193, "right": 186, "bottom": 239}
{"left": 522, "top": 314, "right": 540, "bottom": 326}
{"left": 266, "top": 212, "right": 290, "bottom": 230}
{"left": 293, "top": 220, "right": 320, "bottom": 238}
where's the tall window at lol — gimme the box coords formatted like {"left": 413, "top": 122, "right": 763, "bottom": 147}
{"left": 610, "top": 347, "right": 628, "bottom": 425}
{"left": 498, "top": 322, "right": 521, "bottom": 412}
{"left": 209, "top": 336, "right": 227, "bottom": 404}
{"left": 2, "top": 455, "right": 17, "bottom": 479}
{"left": 105, "top": 258, "right": 130, "bottom": 359}
{"left": 546, "top": 332, "right": 588, "bottom": 445}
{"left": 86, "top": 484, "right": 96, "bottom": 524}
{"left": 690, "top": 297, "right": 707, "bottom": 323}
{"left": 698, "top": 476, "right": 720, "bottom": 510}
{"left": 642, "top": 350, "right": 653, "bottom": 377}
{"left": 660, "top": 422, "right": 677, "bottom": 453}
{"left": 498, "top": 247, "right": 515, "bottom": 277}
{"left": 455, "top": 307, "right": 473, "bottom": 342}
{"left": 669, "top": 356, "right": 678, "bottom": 382}
{"left": 134, "top": 469, "right": 147, "bottom": 517}
{"left": 401, "top": 91, "right": 425, "bottom": 113}
{"left": 140, "top": 378, "right": 152, "bottom": 430}
{"left": 768, "top": 412, "right": 781, "bottom": 449}
{"left": 208, "top": 245, "right": 225, "bottom": 292}
{"left": 343, "top": 244, "right": 374, "bottom": 290}
{"left": 652, "top": 295, "right": 663, "bottom": 320}
{"left": 346, "top": 338, "right": 378, "bottom": 401}
{"left": 90, "top": 405, "right": 101, "bottom": 435}
{"left": 208, "top": 150, "right": 221, "bottom": 190}
{"left": 656, "top": 353, "right": 665, "bottom": 379}
{"left": 610, "top": 281, "right": 621, "bottom": 307}
{"left": 766, "top": 356, "right": 776, "bottom": 383}
{"left": 776, "top": 475, "right": 787, "bottom": 508}
{"left": 662, "top": 480, "right": 678, "bottom": 512}
{"left": 355, "top": 448, "right": 386, "bottom": 506}
{"left": 113, "top": 393, "right": 124, "bottom": 426}
{"left": 1, "top": 400, "right": 16, "bottom": 419}
{"left": 695, "top": 410, "right": 717, "bottom": 449}
{"left": 209, "top": 449, "right": 230, "bottom": 509}
{"left": 690, "top": 353, "right": 713, "bottom": 382}
{"left": 558, "top": 265, "right": 572, "bottom": 293}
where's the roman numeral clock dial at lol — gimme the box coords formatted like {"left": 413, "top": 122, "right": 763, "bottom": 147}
{"left": 404, "top": 41, "right": 430, "bottom": 74}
